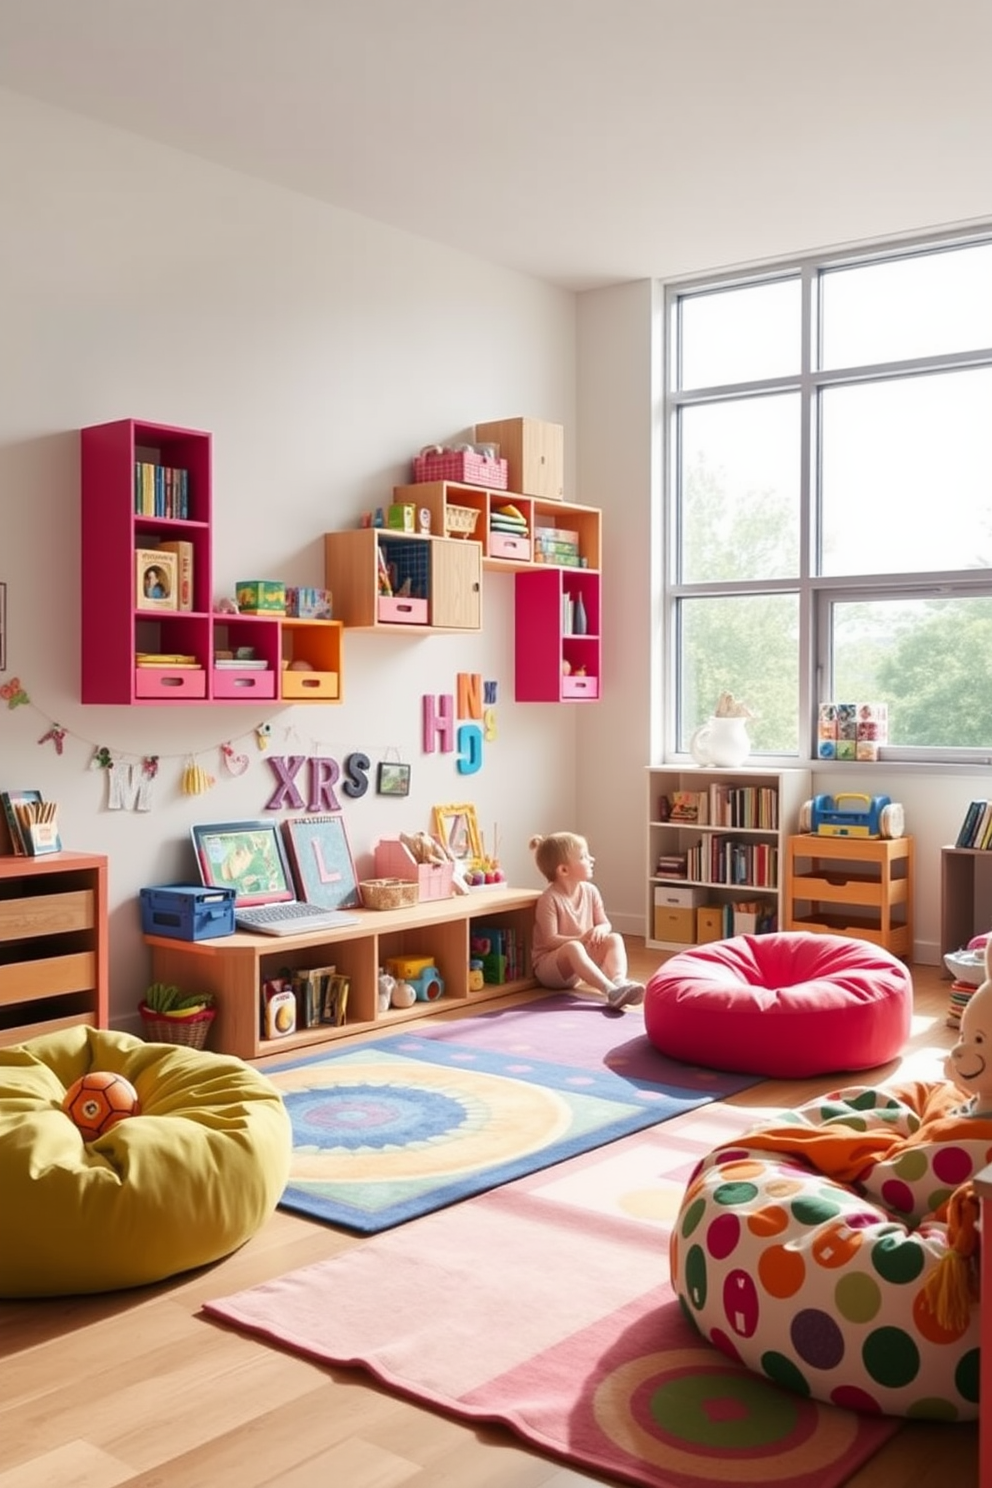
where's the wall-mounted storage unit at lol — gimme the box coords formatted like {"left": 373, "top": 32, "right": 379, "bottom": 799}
{"left": 80, "top": 418, "right": 342, "bottom": 705}
{"left": 514, "top": 567, "right": 601, "bottom": 701}
{"left": 323, "top": 528, "right": 482, "bottom": 632}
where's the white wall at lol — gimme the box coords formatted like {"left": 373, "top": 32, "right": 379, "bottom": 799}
{"left": 0, "top": 88, "right": 582, "bottom": 1028}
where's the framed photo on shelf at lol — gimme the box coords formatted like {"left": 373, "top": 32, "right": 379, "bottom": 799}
{"left": 281, "top": 814, "right": 361, "bottom": 910}
{"left": 377, "top": 762, "right": 411, "bottom": 797}
{"left": 135, "top": 548, "right": 179, "bottom": 611}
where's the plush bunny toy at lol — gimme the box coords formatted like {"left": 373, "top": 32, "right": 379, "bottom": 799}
{"left": 945, "top": 934, "right": 992, "bottom": 1116}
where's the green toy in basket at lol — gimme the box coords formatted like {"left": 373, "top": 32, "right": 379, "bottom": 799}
{"left": 140, "top": 982, "right": 216, "bottom": 1047}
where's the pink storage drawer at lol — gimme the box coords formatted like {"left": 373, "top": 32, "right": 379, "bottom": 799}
{"left": 134, "top": 667, "right": 207, "bottom": 699}
{"left": 378, "top": 597, "right": 428, "bottom": 625}
{"left": 489, "top": 531, "right": 532, "bottom": 562}
{"left": 562, "top": 675, "right": 599, "bottom": 700}
{"left": 374, "top": 840, "right": 455, "bottom": 900}
{"left": 212, "top": 668, "right": 277, "bottom": 700}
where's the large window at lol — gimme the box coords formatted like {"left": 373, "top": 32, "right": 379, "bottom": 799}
{"left": 665, "top": 233, "right": 992, "bottom": 762}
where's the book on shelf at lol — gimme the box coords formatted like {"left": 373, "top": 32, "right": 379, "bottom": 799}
{"left": 955, "top": 799, "right": 991, "bottom": 849}
{"left": 669, "top": 790, "right": 708, "bottom": 824}
{"left": 0, "top": 789, "right": 58, "bottom": 855}
{"left": 156, "top": 540, "right": 194, "bottom": 611}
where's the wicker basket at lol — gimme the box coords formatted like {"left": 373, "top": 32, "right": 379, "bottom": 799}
{"left": 139, "top": 1001, "right": 216, "bottom": 1049}
{"left": 360, "top": 877, "right": 420, "bottom": 911}
{"left": 444, "top": 504, "right": 480, "bottom": 538}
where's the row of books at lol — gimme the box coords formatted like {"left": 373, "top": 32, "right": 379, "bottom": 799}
{"left": 718, "top": 900, "right": 778, "bottom": 936}
{"left": 682, "top": 836, "right": 778, "bottom": 888}
{"left": 270, "top": 965, "right": 350, "bottom": 1030}
{"left": 134, "top": 461, "right": 190, "bottom": 518}
{"left": 1, "top": 789, "right": 62, "bottom": 856}
{"left": 662, "top": 785, "right": 779, "bottom": 830}
{"left": 954, "top": 799, "right": 992, "bottom": 849}
{"left": 470, "top": 924, "right": 526, "bottom": 984}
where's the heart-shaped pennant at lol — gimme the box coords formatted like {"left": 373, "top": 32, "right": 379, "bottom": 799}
{"left": 221, "top": 743, "right": 250, "bottom": 776}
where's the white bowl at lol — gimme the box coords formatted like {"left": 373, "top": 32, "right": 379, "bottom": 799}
{"left": 944, "top": 949, "right": 985, "bottom": 985}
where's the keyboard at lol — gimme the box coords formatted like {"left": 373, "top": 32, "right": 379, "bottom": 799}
{"left": 236, "top": 902, "right": 360, "bottom": 936}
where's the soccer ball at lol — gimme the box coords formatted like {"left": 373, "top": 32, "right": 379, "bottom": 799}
{"left": 61, "top": 1070, "right": 141, "bottom": 1142}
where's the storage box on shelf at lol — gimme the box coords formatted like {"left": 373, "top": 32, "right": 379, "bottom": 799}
{"left": 783, "top": 834, "right": 914, "bottom": 958}
{"left": 323, "top": 527, "right": 482, "bottom": 632}
{"left": 411, "top": 448, "right": 508, "bottom": 489}
{"left": 81, "top": 418, "right": 343, "bottom": 706}
{"left": 144, "top": 887, "right": 540, "bottom": 1059}
{"left": 515, "top": 567, "right": 601, "bottom": 701}
{"left": 0, "top": 853, "right": 108, "bottom": 1046}
{"left": 474, "top": 418, "right": 564, "bottom": 501}
{"left": 374, "top": 839, "right": 454, "bottom": 901}
{"left": 645, "top": 766, "right": 812, "bottom": 952}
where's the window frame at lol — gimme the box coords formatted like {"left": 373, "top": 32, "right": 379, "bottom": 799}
{"left": 662, "top": 229, "right": 992, "bottom": 767}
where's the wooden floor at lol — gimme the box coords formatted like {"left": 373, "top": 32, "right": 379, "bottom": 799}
{"left": 0, "top": 947, "right": 979, "bottom": 1487}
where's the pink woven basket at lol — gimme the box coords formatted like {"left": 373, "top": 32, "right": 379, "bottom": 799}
{"left": 413, "top": 451, "right": 508, "bottom": 489}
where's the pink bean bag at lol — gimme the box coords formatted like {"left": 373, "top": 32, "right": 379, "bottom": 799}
{"left": 645, "top": 932, "right": 912, "bottom": 1077}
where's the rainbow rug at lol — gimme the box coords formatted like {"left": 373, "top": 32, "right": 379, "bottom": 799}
{"left": 205, "top": 1100, "right": 901, "bottom": 1487}
{"left": 262, "top": 995, "right": 761, "bottom": 1232}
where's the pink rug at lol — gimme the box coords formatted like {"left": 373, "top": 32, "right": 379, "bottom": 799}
{"left": 205, "top": 1101, "right": 901, "bottom": 1487}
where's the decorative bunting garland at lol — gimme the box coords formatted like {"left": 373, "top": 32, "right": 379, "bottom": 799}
{"left": 3, "top": 678, "right": 428, "bottom": 810}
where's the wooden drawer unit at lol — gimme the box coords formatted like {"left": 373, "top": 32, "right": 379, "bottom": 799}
{"left": 783, "top": 834, "right": 914, "bottom": 958}
{"left": 0, "top": 854, "right": 109, "bottom": 1044}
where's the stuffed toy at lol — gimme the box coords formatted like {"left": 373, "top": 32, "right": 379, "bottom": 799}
{"left": 945, "top": 934, "right": 992, "bottom": 1115}
{"left": 399, "top": 830, "right": 470, "bottom": 894}
{"left": 399, "top": 830, "right": 449, "bottom": 866}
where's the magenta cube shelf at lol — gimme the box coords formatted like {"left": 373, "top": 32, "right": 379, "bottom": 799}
{"left": 81, "top": 419, "right": 214, "bottom": 705}
{"left": 514, "top": 567, "right": 601, "bottom": 703}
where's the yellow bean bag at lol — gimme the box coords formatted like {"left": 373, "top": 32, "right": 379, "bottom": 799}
{"left": 0, "top": 1026, "right": 292, "bottom": 1297}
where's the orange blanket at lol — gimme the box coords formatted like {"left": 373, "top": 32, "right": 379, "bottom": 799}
{"left": 717, "top": 1081, "right": 989, "bottom": 1327}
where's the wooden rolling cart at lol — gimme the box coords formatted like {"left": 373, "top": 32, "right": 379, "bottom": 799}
{"left": 783, "top": 834, "right": 914, "bottom": 959}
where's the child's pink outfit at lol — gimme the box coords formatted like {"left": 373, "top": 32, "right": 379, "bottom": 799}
{"left": 532, "top": 881, "right": 644, "bottom": 1007}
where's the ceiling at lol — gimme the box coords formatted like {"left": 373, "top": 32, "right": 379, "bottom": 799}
{"left": 2, "top": 0, "right": 992, "bottom": 291}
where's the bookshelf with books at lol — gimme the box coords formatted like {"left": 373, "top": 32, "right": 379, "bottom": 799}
{"left": 81, "top": 418, "right": 343, "bottom": 705}
{"left": 645, "top": 766, "right": 811, "bottom": 952}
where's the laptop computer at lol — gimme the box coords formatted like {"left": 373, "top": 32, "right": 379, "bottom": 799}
{"left": 191, "top": 819, "right": 360, "bottom": 936}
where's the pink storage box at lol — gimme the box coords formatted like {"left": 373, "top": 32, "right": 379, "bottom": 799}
{"left": 134, "top": 667, "right": 207, "bottom": 700}
{"left": 488, "top": 531, "right": 532, "bottom": 561}
{"left": 563, "top": 675, "right": 599, "bottom": 700}
{"left": 212, "top": 668, "right": 276, "bottom": 700}
{"left": 413, "top": 451, "right": 508, "bottom": 490}
{"left": 378, "top": 596, "right": 428, "bottom": 625}
{"left": 374, "top": 839, "right": 455, "bottom": 901}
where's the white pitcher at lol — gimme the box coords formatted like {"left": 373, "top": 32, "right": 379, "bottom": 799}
{"left": 690, "top": 715, "right": 751, "bottom": 768}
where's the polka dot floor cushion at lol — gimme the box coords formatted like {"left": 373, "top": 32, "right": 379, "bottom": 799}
{"left": 0, "top": 1025, "right": 292, "bottom": 1297}
{"left": 645, "top": 932, "right": 912, "bottom": 1077}
{"left": 671, "top": 1082, "right": 988, "bottom": 1420}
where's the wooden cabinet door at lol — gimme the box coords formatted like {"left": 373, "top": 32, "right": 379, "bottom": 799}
{"left": 430, "top": 538, "right": 482, "bottom": 631}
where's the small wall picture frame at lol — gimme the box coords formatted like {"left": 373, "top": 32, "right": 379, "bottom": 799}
{"left": 377, "top": 762, "right": 411, "bottom": 797}
{"left": 136, "top": 548, "right": 178, "bottom": 611}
